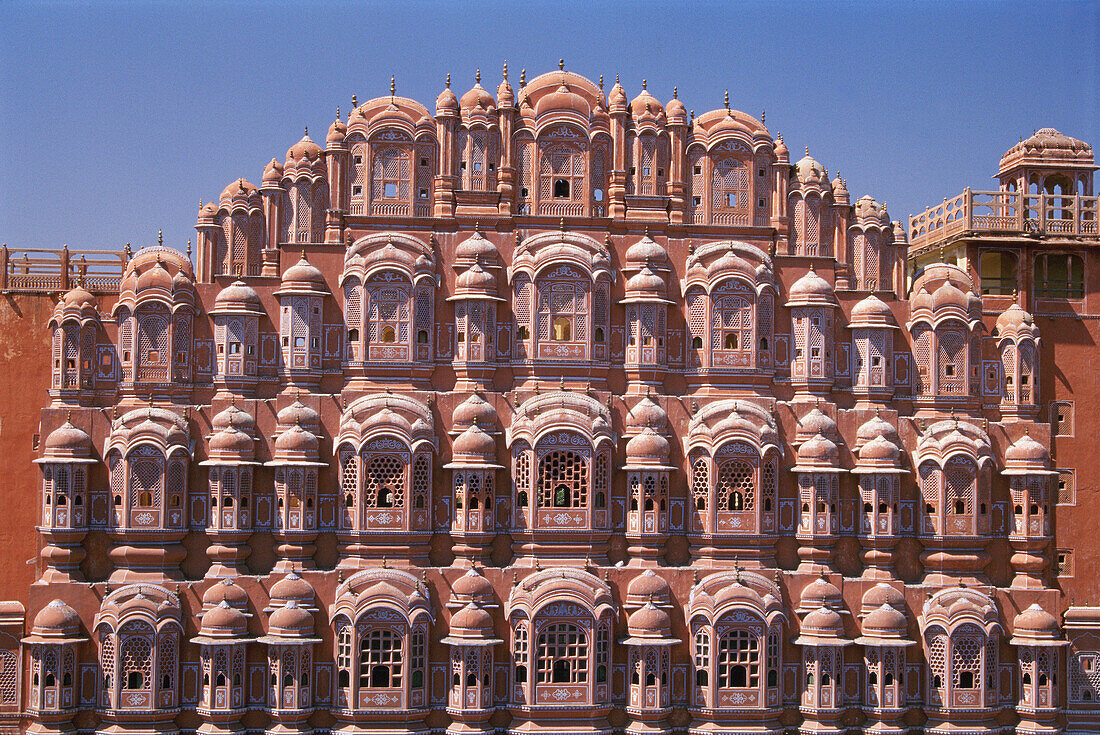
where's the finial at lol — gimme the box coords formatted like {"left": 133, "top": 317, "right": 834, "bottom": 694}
{"left": 301, "top": 249, "right": 307, "bottom": 261}
{"left": 690, "top": 109, "right": 695, "bottom": 122}
{"left": 390, "top": 75, "right": 396, "bottom": 97}
{"left": 805, "top": 145, "right": 810, "bottom": 156}
{"left": 560, "top": 376, "right": 566, "bottom": 391}
{"left": 520, "top": 68, "right": 526, "bottom": 86}
{"left": 642, "top": 78, "right": 647, "bottom": 90}
{"left": 304, "top": 125, "right": 308, "bottom": 137}
{"left": 381, "top": 555, "right": 388, "bottom": 568}
{"left": 66, "top": 409, "right": 71, "bottom": 423}
{"left": 445, "top": 73, "right": 451, "bottom": 89}
{"left": 475, "top": 68, "right": 481, "bottom": 84}
{"left": 693, "top": 568, "right": 699, "bottom": 584}
{"left": 336, "top": 105, "right": 340, "bottom": 119}
{"left": 558, "top": 58, "right": 564, "bottom": 71}
{"left": 157, "top": 229, "right": 163, "bottom": 246}
{"left": 352, "top": 94, "right": 358, "bottom": 107}
{"left": 535, "top": 558, "right": 541, "bottom": 571}
{"left": 512, "top": 569, "right": 518, "bottom": 586}
{"left": 673, "top": 86, "right": 678, "bottom": 99}
{"left": 615, "top": 73, "right": 620, "bottom": 85}
{"left": 761, "top": 108, "right": 765, "bottom": 123}
{"left": 515, "top": 229, "right": 522, "bottom": 246}
{"left": 724, "top": 89, "right": 729, "bottom": 110}
{"left": 644, "top": 225, "right": 649, "bottom": 238}
{"left": 186, "top": 239, "right": 192, "bottom": 257}
{"left": 560, "top": 217, "right": 566, "bottom": 233}
{"left": 598, "top": 74, "right": 604, "bottom": 90}
{"left": 503, "top": 61, "right": 508, "bottom": 79}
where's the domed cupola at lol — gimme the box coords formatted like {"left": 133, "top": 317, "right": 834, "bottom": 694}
{"left": 793, "top": 148, "right": 829, "bottom": 189}
{"left": 436, "top": 73, "right": 460, "bottom": 116}
{"left": 326, "top": 111, "right": 347, "bottom": 148}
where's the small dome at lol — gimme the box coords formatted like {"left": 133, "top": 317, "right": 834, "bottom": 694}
{"left": 436, "top": 81, "right": 459, "bottom": 115}
{"left": 774, "top": 135, "right": 788, "bottom": 158}
{"left": 1001, "top": 128, "right": 1093, "bottom": 171}
{"left": 624, "top": 266, "right": 666, "bottom": 298}
{"left": 859, "top": 434, "right": 900, "bottom": 463}
{"left": 794, "top": 152, "right": 828, "bottom": 186}
{"left": 796, "top": 407, "right": 837, "bottom": 443}
{"left": 798, "top": 576, "right": 843, "bottom": 613}
{"left": 31, "top": 599, "right": 81, "bottom": 636}
{"left": 1012, "top": 603, "right": 1061, "bottom": 643}
{"left": 452, "top": 423, "right": 497, "bottom": 460}
{"left": 213, "top": 280, "right": 262, "bottom": 312}
{"left": 628, "top": 602, "right": 672, "bottom": 638}
{"left": 855, "top": 194, "right": 889, "bottom": 223}
{"left": 209, "top": 425, "right": 254, "bottom": 456}
{"left": 787, "top": 268, "right": 836, "bottom": 305}
{"left": 1005, "top": 433, "right": 1049, "bottom": 464}
{"left": 269, "top": 572, "right": 316, "bottom": 608}
{"left": 931, "top": 280, "right": 969, "bottom": 311}
{"left": 535, "top": 82, "right": 590, "bottom": 118}
{"left": 286, "top": 132, "right": 322, "bottom": 164}
{"left": 995, "top": 302, "right": 1035, "bottom": 333}
{"left": 44, "top": 421, "right": 92, "bottom": 454}
{"left": 624, "top": 235, "right": 668, "bottom": 267}
{"left": 608, "top": 78, "right": 628, "bottom": 112}
{"left": 326, "top": 115, "right": 347, "bottom": 147}
{"left": 626, "top": 569, "right": 672, "bottom": 607}
{"left": 832, "top": 174, "right": 848, "bottom": 198}
{"left": 268, "top": 600, "right": 315, "bottom": 637}
{"left": 274, "top": 423, "right": 320, "bottom": 457}
{"left": 220, "top": 177, "right": 259, "bottom": 203}
{"left": 862, "top": 603, "right": 909, "bottom": 639}
{"left": 450, "top": 602, "right": 495, "bottom": 637}
{"left": 136, "top": 258, "right": 174, "bottom": 293}
{"left": 856, "top": 414, "right": 899, "bottom": 448}
{"left": 200, "top": 600, "right": 248, "bottom": 638}
{"left": 460, "top": 79, "right": 496, "bottom": 113}
{"left": 211, "top": 404, "right": 256, "bottom": 433}
{"left": 626, "top": 426, "right": 670, "bottom": 463}
{"left": 262, "top": 158, "right": 283, "bottom": 185}
{"left": 666, "top": 92, "right": 686, "bottom": 123}
{"left": 452, "top": 393, "right": 497, "bottom": 431}
{"left": 451, "top": 568, "right": 495, "bottom": 604}
{"left": 797, "top": 433, "right": 839, "bottom": 463}
{"left": 497, "top": 74, "right": 514, "bottom": 107}
{"left": 861, "top": 583, "right": 905, "bottom": 615}
{"left": 202, "top": 578, "right": 249, "bottom": 611}
{"left": 629, "top": 85, "right": 664, "bottom": 121}
{"left": 626, "top": 395, "right": 667, "bottom": 433}
{"left": 455, "top": 231, "right": 498, "bottom": 263}
{"left": 850, "top": 294, "right": 895, "bottom": 327}
{"left": 62, "top": 285, "right": 98, "bottom": 310}
{"left": 277, "top": 400, "right": 320, "bottom": 428}
{"left": 281, "top": 255, "right": 326, "bottom": 289}
{"left": 801, "top": 606, "right": 845, "bottom": 639}
{"left": 455, "top": 262, "right": 497, "bottom": 293}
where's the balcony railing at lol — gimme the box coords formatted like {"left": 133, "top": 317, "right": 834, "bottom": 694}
{"left": 909, "top": 189, "right": 1099, "bottom": 252}
{"left": 0, "top": 246, "right": 128, "bottom": 294}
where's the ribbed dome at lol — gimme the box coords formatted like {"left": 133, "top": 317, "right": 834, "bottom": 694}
{"left": 451, "top": 568, "right": 495, "bottom": 604}
{"left": 1011, "top": 603, "right": 1060, "bottom": 642}
{"left": 213, "top": 280, "right": 262, "bottom": 312}
{"left": 861, "top": 603, "right": 908, "bottom": 639}
{"left": 436, "top": 81, "right": 459, "bottom": 115}
{"left": 455, "top": 262, "right": 497, "bottom": 292}
{"left": 931, "top": 280, "right": 969, "bottom": 310}
{"left": 787, "top": 269, "right": 836, "bottom": 305}
{"left": 286, "top": 133, "right": 322, "bottom": 164}
{"left": 211, "top": 404, "right": 256, "bottom": 433}
{"left": 200, "top": 600, "right": 248, "bottom": 638}
{"left": 277, "top": 400, "right": 320, "bottom": 428}
{"left": 62, "top": 284, "right": 97, "bottom": 310}
{"left": 1001, "top": 127, "right": 1093, "bottom": 171}
{"left": 460, "top": 79, "right": 495, "bottom": 113}
{"left": 44, "top": 421, "right": 92, "bottom": 454}
{"left": 850, "top": 294, "right": 895, "bottom": 327}
{"left": 861, "top": 583, "right": 905, "bottom": 615}
{"left": 1005, "top": 433, "right": 1049, "bottom": 465}
{"left": 274, "top": 423, "right": 320, "bottom": 457}
{"left": 995, "top": 302, "right": 1035, "bottom": 333}
{"left": 628, "top": 602, "right": 671, "bottom": 638}
{"left": 625, "top": 395, "right": 667, "bottom": 433}
{"left": 794, "top": 152, "right": 828, "bottom": 185}
{"left": 856, "top": 414, "right": 899, "bottom": 448}
{"left": 31, "top": 599, "right": 81, "bottom": 636}
{"left": 268, "top": 600, "right": 315, "bottom": 637}
{"left": 624, "top": 235, "right": 668, "bottom": 266}
{"left": 263, "top": 158, "right": 283, "bottom": 185}
{"left": 625, "top": 569, "right": 672, "bottom": 607}
{"left": 136, "top": 259, "right": 174, "bottom": 292}
{"left": 455, "top": 231, "right": 498, "bottom": 263}
{"left": 859, "top": 434, "right": 900, "bottom": 463}
{"left": 801, "top": 606, "right": 845, "bottom": 639}
{"left": 798, "top": 576, "right": 843, "bottom": 613}
{"left": 452, "top": 423, "right": 496, "bottom": 460}
{"left": 626, "top": 426, "right": 670, "bottom": 462}
{"left": 326, "top": 115, "right": 347, "bottom": 147}
{"left": 281, "top": 256, "right": 326, "bottom": 288}
{"left": 797, "top": 433, "right": 839, "bottom": 463}
{"left": 796, "top": 407, "right": 837, "bottom": 443}
{"left": 452, "top": 393, "right": 497, "bottom": 431}
{"left": 629, "top": 84, "right": 664, "bottom": 119}
{"left": 450, "top": 602, "right": 495, "bottom": 636}
{"left": 269, "top": 572, "right": 316, "bottom": 608}
{"left": 202, "top": 578, "right": 249, "bottom": 611}
{"left": 535, "top": 82, "right": 590, "bottom": 117}
{"left": 209, "top": 425, "right": 254, "bottom": 456}
{"left": 220, "top": 178, "right": 259, "bottom": 202}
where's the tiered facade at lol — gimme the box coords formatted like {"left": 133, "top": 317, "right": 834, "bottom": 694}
{"left": 10, "top": 66, "right": 1100, "bottom": 734}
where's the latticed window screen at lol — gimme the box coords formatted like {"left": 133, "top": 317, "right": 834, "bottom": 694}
{"left": 686, "top": 287, "right": 707, "bottom": 352}
{"left": 363, "top": 454, "right": 406, "bottom": 508}
{"left": 358, "top": 629, "right": 402, "bottom": 688}
{"left": 372, "top": 147, "right": 410, "bottom": 201}
{"left": 913, "top": 325, "right": 933, "bottom": 393}
{"left": 513, "top": 450, "right": 530, "bottom": 503}
{"left": 1019, "top": 341, "right": 1034, "bottom": 403}
{"left": 692, "top": 457, "right": 709, "bottom": 510}
{"left": 129, "top": 455, "right": 163, "bottom": 509}
{"left": 515, "top": 139, "right": 534, "bottom": 209}
{"left": 716, "top": 458, "right": 755, "bottom": 511}
{"left": 951, "top": 629, "right": 983, "bottom": 688}
{"left": 937, "top": 326, "right": 967, "bottom": 394}
{"left": 538, "top": 449, "right": 588, "bottom": 508}
{"left": 539, "top": 144, "right": 585, "bottom": 202}
{"left": 712, "top": 158, "right": 748, "bottom": 210}
{"left": 717, "top": 629, "right": 760, "bottom": 688}
{"left": 366, "top": 281, "right": 411, "bottom": 345}
{"left": 537, "top": 623, "right": 588, "bottom": 684}
{"left": 712, "top": 293, "right": 753, "bottom": 353}
{"left": 120, "top": 624, "right": 153, "bottom": 691}
{"left": 945, "top": 457, "right": 975, "bottom": 515}
{"left": 694, "top": 628, "right": 710, "bottom": 685}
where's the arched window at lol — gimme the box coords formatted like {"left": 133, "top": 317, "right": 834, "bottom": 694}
{"left": 372, "top": 147, "right": 410, "bottom": 204}
{"left": 718, "top": 629, "right": 760, "bottom": 689}
{"left": 717, "top": 458, "right": 754, "bottom": 511}
{"left": 363, "top": 453, "right": 406, "bottom": 510}
{"left": 712, "top": 157, "right": 749, "bottom": 224}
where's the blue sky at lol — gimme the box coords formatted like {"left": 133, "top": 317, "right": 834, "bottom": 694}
{"left": 1, "top": 0, "right": 1096, "bottom": 253}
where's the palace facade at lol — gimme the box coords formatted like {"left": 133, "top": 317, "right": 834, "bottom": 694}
{"left": 1, "top": 65, "right": 1098, "bottom": 734}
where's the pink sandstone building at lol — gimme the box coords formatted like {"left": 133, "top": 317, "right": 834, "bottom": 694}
{"left": 0, "top": 64, "right": 1098, "bottom": 734}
